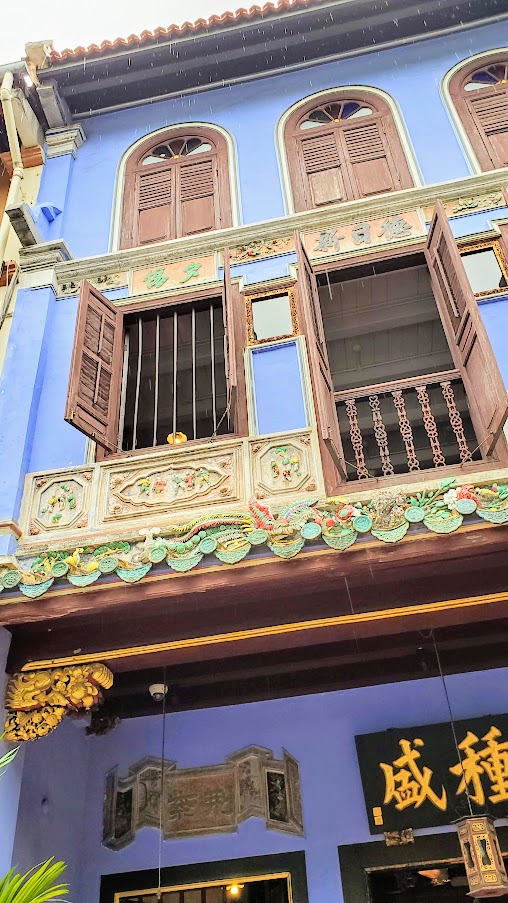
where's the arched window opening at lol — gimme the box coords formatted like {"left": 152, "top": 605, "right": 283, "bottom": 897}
{"left": 120, "top": 127, "right": 233, "bottom": 249}
{"left": 450, "top": 56, "right": 508, "bottom": 171}
{"left": 284, "top": 91, "right": 414, "bottom": 212}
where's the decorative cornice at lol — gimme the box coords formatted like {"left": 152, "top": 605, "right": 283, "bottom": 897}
{"left": 18, "top": 239, "right": 73, "bottom": 290}
{"left": 52, "top": 169, "right": 508, "bottom": 285}
{"left": 45, "top": 124, "right": 86, "bottom": 158}
{"left": 1, "top": 477, "right": 507, "bottom": 604}
{"left": 3, "top": 662, "right": 113, "bottom": 741}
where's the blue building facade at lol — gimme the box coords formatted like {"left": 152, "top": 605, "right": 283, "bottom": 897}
{"left": 2, "top": 3, "right": 508, "bottom": 903}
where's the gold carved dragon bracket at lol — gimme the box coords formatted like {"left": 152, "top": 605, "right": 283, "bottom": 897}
{"left": 3, "top": 663, "right": 113, "bottom": 741}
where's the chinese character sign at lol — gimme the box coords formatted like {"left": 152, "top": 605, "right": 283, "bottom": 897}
{"left": 132, "top": 255, "right": 217, "bottom": 295}
{"left": 356, "top": 715, "right": 508, "bottom": 834}
{"left": 303, "top": 210, "right": 425, "bottom": 261}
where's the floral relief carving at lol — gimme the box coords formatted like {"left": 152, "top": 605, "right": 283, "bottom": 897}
{"left": 30, "top": 474, "right": 92, "bottom": 532}
{"left": 252, "top": 437, "right": 313, "bottom": 496}
{"left": 105, "top": 452, "right": 238, "bottom": 519}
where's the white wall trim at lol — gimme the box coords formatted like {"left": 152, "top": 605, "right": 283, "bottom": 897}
{"left": 275, "top": 85, "right": 424, "bottom": 215}
{"left": 440, "top": 46, "right": 508, "bottom": 176}
{"left": 109, "top": 121, "right": 243, "bottom": 251}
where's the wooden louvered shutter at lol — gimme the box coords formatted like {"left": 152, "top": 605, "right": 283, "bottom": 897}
{"left": 135, "top": 166, "right": 174, "bottom": 245}
{"left": 295, "top": 232, "right": 345, "bottom": 488}
{"left": 178, "top": 157, "right": 218, "bottom": 237}
{"left": 425, "top": 202, "right": 508, "bottom": 456}
{"left": 65, "top": 281, "right": 124, "bottom": 452}
{"left": 467, "top": 88, "right": 508, "bottom": 168}
{"left": 341, "top": 117, "right": 401, "bottom": 198}
{"left": 298, "top": 131, "right": 349, "bottom": 207}
{"left": 222, "top": 249, "right": 238, "bottom": 428}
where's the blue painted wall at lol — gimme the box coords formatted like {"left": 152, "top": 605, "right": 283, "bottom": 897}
{"left": 251, "top": 342, "right": 308, "bottom": 435}
{"left": 12, "top": 667, "right": 508, "bottom": 903}
{"left": 38, "top": 21, "right": 504, "bottom": 259}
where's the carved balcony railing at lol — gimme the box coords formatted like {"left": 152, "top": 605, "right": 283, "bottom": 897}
{"left": 335, "top": 370, "right": 481, "bottom": 481}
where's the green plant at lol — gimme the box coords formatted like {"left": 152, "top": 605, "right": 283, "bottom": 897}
{"left": 0, "top": 745, "right": 19, "bottom": 776}
{"left": 0, "top": 860, "right": 68, "bottom": 903}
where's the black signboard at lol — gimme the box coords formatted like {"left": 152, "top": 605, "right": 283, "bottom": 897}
{"left": 355, "top": 714, "right": 508, "bottom": 834}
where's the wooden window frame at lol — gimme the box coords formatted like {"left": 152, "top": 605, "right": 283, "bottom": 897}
{"left": 284, "top": 90, "right": 414, "bottom": 213}
{"left": 245, "top": 284, "right": 299, "bottom": 345}
{"left": 120, "top": 126, "right": 233, "bottom": 250}
{"left": 100, "top": 853, "right": 309, "bottom": 903}
{"left": 449, "top": 54, "right": 508, "bottom": 172}
{"left": 66, "top": 277, "right": 248, "bottom": 461}
{"left": 458, "top": 237, "right": 508, "bottom": 298}
{"left": 339, "top": 830, "right": 508, "bottom": 903}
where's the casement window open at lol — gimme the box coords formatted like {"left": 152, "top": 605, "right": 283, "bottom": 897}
{"left": 64, "top": 280, "right": 238, "bottom": 455}
{"left": 295, "top": 203, "right": 508, "bottom": 485}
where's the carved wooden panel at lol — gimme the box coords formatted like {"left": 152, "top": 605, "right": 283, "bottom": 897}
{"left": 100, "top": 445, "right": 244, "bottom": 523}
{"left": 103, "top": 746, "right": 304, "bottom": 849}
{"left": 250, "top": 433, "right": 321, "bottom": 499}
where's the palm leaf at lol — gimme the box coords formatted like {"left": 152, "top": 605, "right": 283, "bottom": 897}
{"left": 0, "top": 860, "right": 68, "bottom": 903}
{"left": 0, "top": 747, "right": 19, "bottom": 776}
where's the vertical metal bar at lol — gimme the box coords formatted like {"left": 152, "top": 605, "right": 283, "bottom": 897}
{"left": 117, "top": 330, "right": 130, "bottom": 451}
{"left": 132, "top": 317, "right": 142, "bottom": 451}
{"left": 192, "top": 306, "right": 197, "bottom": 440}
{"left": 172, "top": 310, "right": 178, "bottom": 440}
{"left": 210, "top": 303, "right": 217, "bottom": 434}
{"left": 153, "top": 314, "right": 160, "bottom": 447}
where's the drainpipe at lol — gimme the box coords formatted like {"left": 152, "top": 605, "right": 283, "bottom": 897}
{"left": 0, "top": 71, "right": 24, "bottom": 270}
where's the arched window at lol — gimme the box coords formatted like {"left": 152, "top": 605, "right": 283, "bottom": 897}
{"left": 449, "top": 56, "right": 508, "bottom": 171}
{"left": 120, "top": 127, "right": 233, "bottom": 249}
{"left": 284, "top": 91, "right": 414, "bottom": 211}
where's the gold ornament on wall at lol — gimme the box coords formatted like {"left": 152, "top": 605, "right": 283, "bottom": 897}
{"left": 3, "top": 663, "right": 114, "bottom": 742}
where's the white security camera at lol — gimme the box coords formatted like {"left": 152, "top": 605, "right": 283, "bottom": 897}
{"left": 149, "top": 683, "right": 168, "bottom": 701}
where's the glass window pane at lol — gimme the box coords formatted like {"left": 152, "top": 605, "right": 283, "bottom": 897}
{"left": 461, "top": 248, "right": 507, "bottom": 294}
{"left": 251, "top": 295, "right": 294, "bottom": 341}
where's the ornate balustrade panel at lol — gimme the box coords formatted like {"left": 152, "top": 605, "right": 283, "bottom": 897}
{"left": 335, "top": 371, "right": 479, "bottom": 481}
{"left": 18, "top": 430, "right": 323, "bottom": 546}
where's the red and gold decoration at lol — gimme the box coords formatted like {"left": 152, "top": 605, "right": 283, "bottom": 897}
{"left": 3, "top": 663, "right": 114, "bottom": 741}
{"left": 456, "top": 815, "right": 508, "bottom": 897}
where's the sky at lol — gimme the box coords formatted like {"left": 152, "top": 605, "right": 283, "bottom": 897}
{"left": 0, "top": 0, "right": 231, "bottom": 66}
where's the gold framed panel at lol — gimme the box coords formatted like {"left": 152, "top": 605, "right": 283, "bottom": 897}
{"left": 459, "top": 238, "right": 508, "bottom": 299}
{"left": 245, "top": 286, "right": 299, "bottom": 346}
{"left": 115, "top": 872, "right": 293, "bottom": 903}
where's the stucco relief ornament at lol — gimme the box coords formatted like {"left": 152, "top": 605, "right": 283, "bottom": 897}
{"left": 1, "top": 480, "right": 508, "bottom": 600}
{"left": 3, "top": 663, "right": 114, "bottom": 741}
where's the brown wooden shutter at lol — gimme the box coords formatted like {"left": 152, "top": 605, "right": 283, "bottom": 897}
{"left": 65, "top": 281, "right": 124, "bottom": 452}
{"left": 135, "top": 167, "right": 174, "bottom": 245}
{"left": 425, "top": 201, "right": 508, "bottom": 455}
{"left": 341, "top": 117, "right": 401, "bottom": 197}
{"left": 222, "top": 250, "right": 238, "bottom": 429}
{"left": 298, "top": 131, "right": 348, "bottom": 207}
{"left": 467, "top": 88, "right": 508, "bottom": 168}
{"left": 295, "top": 232, "right": 346, "bottom": 487}
{"left": 178, "top": 158, "right": 218, "bottom": 236}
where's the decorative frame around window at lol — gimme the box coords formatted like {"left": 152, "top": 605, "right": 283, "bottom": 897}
{"left": 245, "top": 286, "right": 299, "bottom": 345}
{"left": 448, "top": 53, "right": 508, "bottom": 172}
{"left": 459, "top": 238, "right": 508, "bottom": 298}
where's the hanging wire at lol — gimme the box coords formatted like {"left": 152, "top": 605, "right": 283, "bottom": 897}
{"left": 157, "top": 668, "right": 167, "bottom": 901}
{"left": 431, "top": 631, "right": 474, "bottom": 817}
